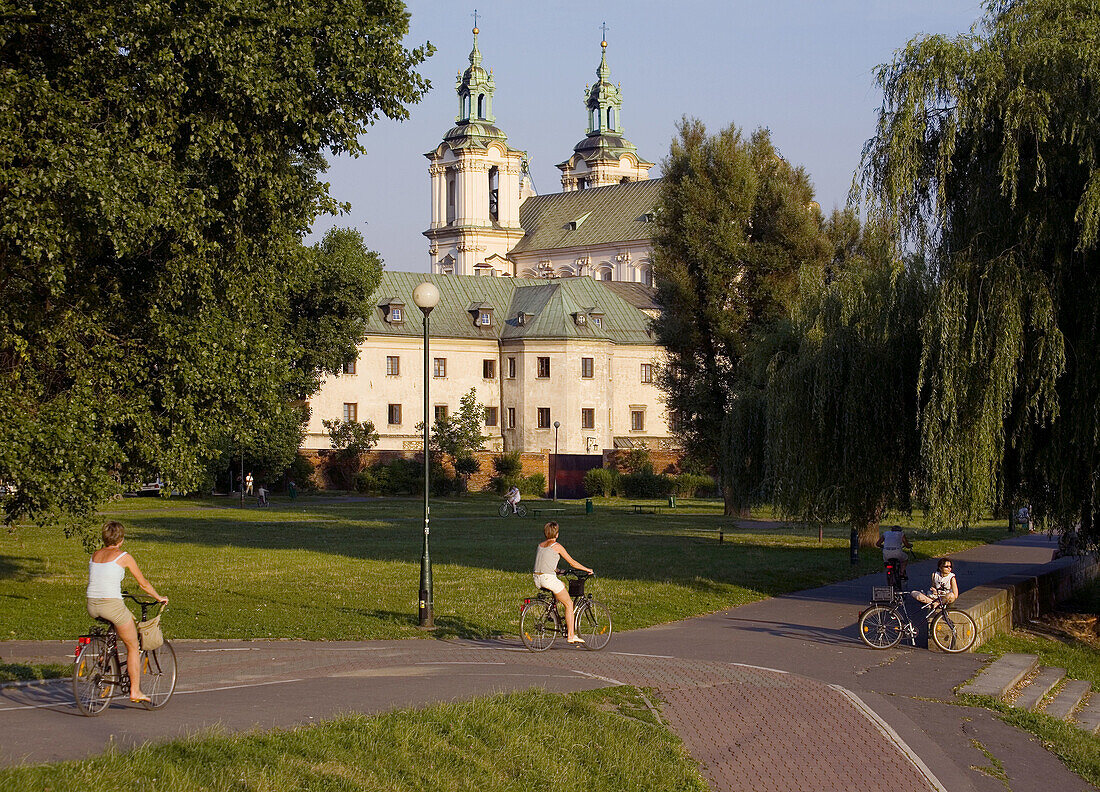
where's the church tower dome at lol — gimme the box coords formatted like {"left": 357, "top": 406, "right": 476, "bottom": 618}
{"left": 424, "top": 25, "right": 528, "bottom": 277}
{"left": 558, "top": 37, "right": 653, "bottom": 191}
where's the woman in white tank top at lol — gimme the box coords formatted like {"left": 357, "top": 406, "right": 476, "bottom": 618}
{"left": 910, "top": 558, "right": 958, "bottom": 606}
{"left": 86, "top": 520, "right": 167, "bottom": 703}
{"left": 532, "top": 521, "right": 593, "bottom": 644}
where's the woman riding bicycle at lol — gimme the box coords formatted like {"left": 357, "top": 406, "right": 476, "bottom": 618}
{"left": 910, "top": 558, "right": 958, "bottom": 606}
{"left": 85, "top": 520, "right": 167, "bottom": 703}
{"left": 876, "top": 525, "right": 913, "bottom": 583}
{"left": 532, "top": 521, "right": 593, "bottom": 644}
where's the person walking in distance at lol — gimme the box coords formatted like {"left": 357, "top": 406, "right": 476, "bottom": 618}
{"left": 245, "top": 471, "right": 254, "bottom": 496}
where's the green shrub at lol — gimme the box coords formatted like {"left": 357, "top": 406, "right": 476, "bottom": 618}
{"left": 287, "top": 455, "right": 318, "bottom": 492}
{"left": 354, "top": 471, "right": 374, "bottom": 494}
{"left": 492, "top": 451, "right": 523, "bottom": 478}
{"left": 489, "top": 475, "right": 517, "bottom": 496}
{"left": 619, "top": 447, "right": 653, "bottom": 474}
{"left": 584, "top": 468, "right": 617, "bottom": 497}
{"left": 521, "top": 473, "right": 546, "bottom": 497}
{"left": 620, "top": 470, "right": 674, "bottom": 499}
{"left": 370, "top": 458, "right": 421, "bottom": 496}
{"left": 673, "top": 473, "right": 715, "bottom": 497}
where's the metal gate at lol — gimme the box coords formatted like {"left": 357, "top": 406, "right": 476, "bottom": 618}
{"left": 551, "top": 454, "right": 604, "bottom": 499}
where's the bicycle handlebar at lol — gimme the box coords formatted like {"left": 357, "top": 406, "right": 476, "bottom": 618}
{"left": 123, "top": 590, "right": 167, "bottom": 618}
{"left": 558, "top": 568, "right": 594, "bottom": 579}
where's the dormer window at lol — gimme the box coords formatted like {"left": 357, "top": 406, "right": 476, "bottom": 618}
{"left": 575, "top": 313, "right": 587, "bottom": 326}
{"left": 590, "top": 312, "right": 604, "bottom": 329}
{"left": 479, "top": 310, "right": 492, "bottom": 326}
{"left": 380, "top": 297, "right": 406, "bottom": 324}
{"left": 469, "top": 301, "right": 494, "bottom": 328}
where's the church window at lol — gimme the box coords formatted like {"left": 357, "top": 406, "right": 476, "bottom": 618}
{"left": 447, "top": 177, "right": 456, "bottom": 224}
{"left": 641, "top": 266, "right": 653, "bottom": 287}
{"left": 488, "top": 166, "right": 499, "bottom": 222}
{"left": 607, "top": 107, "right": 615, "bottom": 129}
{"left": 462, "top": 95, "right": 470, "bottom": 119}
{"left": 589, "top": 108, "right": 595, "bottom": 131}
{"left": 477, "top": 93, "right": 485, "bottom": 118}
{"left": 600, "top": 268, "right": 612, "bottom": 282}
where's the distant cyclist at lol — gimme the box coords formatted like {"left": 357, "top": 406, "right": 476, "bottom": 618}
{"left": 506, "top": 484, "right": 521, "bottom": 514}
{"left": 876, "top": 525, "right": 913, "bottom": 583}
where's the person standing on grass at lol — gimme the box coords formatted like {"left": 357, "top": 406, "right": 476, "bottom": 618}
{"left": 245, "top": 471, "right": 254, "bottom": 496}
{"left": 85, "top": 521, "right": 168, "bottom": 703}
{"left": 256, "top": 484, "right": 268, "bottom": 506}
{"left": 533, "top": 521, "right": 593, "bottom": 644}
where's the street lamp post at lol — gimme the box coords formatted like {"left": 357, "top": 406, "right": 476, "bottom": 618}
{"left": 413, "top": 281, "right": 440, "bottom": 629}
{"left": 553, "top": 421, "right": 560, "bottom": 501}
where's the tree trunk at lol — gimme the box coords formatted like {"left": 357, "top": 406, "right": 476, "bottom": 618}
{"left": 856, "top": 519, "right": 880, "bottom": 548}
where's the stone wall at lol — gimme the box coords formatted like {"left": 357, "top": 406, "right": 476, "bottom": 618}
{"left": 939, "top": 553, "right": 1099, "bottom": 652}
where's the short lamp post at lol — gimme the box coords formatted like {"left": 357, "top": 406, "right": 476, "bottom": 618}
{"left": 553, "top": 421, "right": 560, "bottom": 500}
{"left": 413, "top": 281, "right": 440, "bottom": 629}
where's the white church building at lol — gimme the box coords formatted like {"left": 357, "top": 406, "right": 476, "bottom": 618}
{"left": 303, "top": 30, "right": 675, "bottom": 461}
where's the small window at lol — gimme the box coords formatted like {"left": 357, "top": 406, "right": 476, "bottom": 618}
{"left": 508, "top": 357, "right": 516, "bottom": 378}
{"left": 537, "top": 357, "right": 550, "bottom": 378}
{"left": 480, "top": 310, "right": 491, "bottom": 326}
{"left": 342, "top": 359, "right": 357, "bottom": 375}
{"left": 537, "top": 407, "right": 551, "bottom": 429}
{"left": 592, "top": 315, "right": 604, "bottom": 328}
{"left": 484, "top": 407, "right": 498, "bottom": 427}
{"left": 342, "top": 403, "right": 358, "bottom": 423}
{"left": 631, "top": 409, "right": 645, "bottom": 431}
{"left": 386, "top": 356, "right": 400, "bottom": 376}
{"left": 434, "top": 405, "right": 448, "bottom": 424}
{"left": 641, "top": 364, "right": 653, "bottom": 384}
{"left": 388, "top": 404, "right": 402, "bottom": 425}
{"left": 483, "top": 359, "right": 496, "bottom": 379}
{"left": 581, "top": 357, "right": 594, "bottom": 379}
{"left": 391, "top": 307, "right": 403, "bottom": 323}
{"left": 581, "top": 408, "right": 595, "bottom": 430}
{"left": 433, "top": 358, "right": 446, "bottom": 378}
{"left": 507, "top": 407, "right": 516, "bottom": 429}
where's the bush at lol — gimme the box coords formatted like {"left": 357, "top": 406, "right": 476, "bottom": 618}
{"left": 489, "top": 475, "right": 517, "bottom": 496}
{"left": 287, "top": 455, "right": 318, "bottom": 492}
{"left": 354, "top": 470, "right": 374, "bottom": 494}
{"left": 492, "top": 451, "right": 523, "bottom": 478}
{"left": 673, "top": 473, "right": 715, "bottom": 497}
{"left": 521, "top": 473, "right": 545, "bottom": 497}
{"left": 619, "top": 447, "right": 653, "bottom": 475}
{"left": 583, "top": 468, "right": 617, "bottom": 497}
{"left": 369, "top": 458, "right": 421, "bottom": 496}
{"left": 620, "top": 470, "right": 674, "bottom": 499}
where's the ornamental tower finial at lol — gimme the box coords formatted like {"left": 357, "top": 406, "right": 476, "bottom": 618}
{"left": 455, "top": 19, "right": 495, "bottom": 124}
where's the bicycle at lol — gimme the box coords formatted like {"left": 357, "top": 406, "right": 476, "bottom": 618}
{"left": 520, "top": 569, "right": 611, "bottom": 652}
{"left": 858, "top": 586, "right": 977, "bottom": 652}
{"left": 498, "top": 499, "right": 527, "bottom": 518}
{"left": 72, "top": 592, "right": 178, "bottom": 715}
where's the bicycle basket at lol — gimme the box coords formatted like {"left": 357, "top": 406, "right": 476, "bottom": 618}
{"left": 871, "top": 587, "right": 896, "bottom": 604}
{"left": 568, "top": 576, "right": 586, "bottom": 598}
{"left": 137, "top": 614, "right": 163, "bottom": 651}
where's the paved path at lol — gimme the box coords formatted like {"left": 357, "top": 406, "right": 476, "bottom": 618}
{"left": 0, "top": 533, "right": 1090, "bottom": 792}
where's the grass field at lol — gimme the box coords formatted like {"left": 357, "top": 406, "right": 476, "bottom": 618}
{"left": 0, "top": 494, "right": 1009, "bottom": 641}
{"left": 0, "top": 687, "right": 710, "bottom": 792}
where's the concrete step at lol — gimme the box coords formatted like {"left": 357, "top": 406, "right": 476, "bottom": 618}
{"left": 1074, "top": 694, "right": 1100, "bottom": 734}
{"left": 1044, "top": 679, "right": 1092, "bottom": 720}
{"left": 960, "top": 653, "right": 1039, "bottom": 699}
{"left": 1012, "top": 666, "right": 1066, "bottom": 711}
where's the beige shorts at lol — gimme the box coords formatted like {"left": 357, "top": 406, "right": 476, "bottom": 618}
{"left": 533, "top": 573, "right": 565, "bottom": 594}
{"left": 86, "top": 597, "right": 134, "bottom": 628}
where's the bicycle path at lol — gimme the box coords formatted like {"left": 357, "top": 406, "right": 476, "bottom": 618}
{"left": 0, "top": 533, "right": 1090, "bottom": 792}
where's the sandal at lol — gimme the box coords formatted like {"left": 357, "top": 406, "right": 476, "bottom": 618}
{"left": 130, "top": 694, "right": 151, "bottom": 703}
{"left": 567, "top": 636, "right": 585, "bottom": 644}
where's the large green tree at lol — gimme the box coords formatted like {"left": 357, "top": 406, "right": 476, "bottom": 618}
{"left": 859, "top": 0, "right": 1100, "bottom": 547}
{"left": 652, "top": 118, "right": 830, "bottom": 514}
{"left": 0, "top": 1, "right": 429, "bottom": 534}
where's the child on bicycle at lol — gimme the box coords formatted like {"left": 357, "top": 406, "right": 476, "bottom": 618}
{"left": 910, "top": 558, "right": 958, "bottom": 606}
{"left": 86, "top": 520, "right": 168, "bottom": 703}
{"left": 506, "top": 484, "right": 521, "bottom": 514}
{"left": 533, "top": 522, "right": 593, "bottom": 644}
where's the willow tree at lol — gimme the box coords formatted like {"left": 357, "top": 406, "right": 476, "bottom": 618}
{"left": 764, "top": 213, "right": 926, "bottom": 545}
{"left": 859, "top": 0, "right": 1100, "bottom": 546}
{"left": 652, "top": 119, "right": 829, "bottom": 515}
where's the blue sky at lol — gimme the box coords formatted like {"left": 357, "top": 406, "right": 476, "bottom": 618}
{"left": 309, "top": 1, "right": 982, "bottom": 271}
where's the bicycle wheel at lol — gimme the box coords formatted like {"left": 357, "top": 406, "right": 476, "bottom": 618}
{"left": 141, "top": 640, "right": 178, "bottom": 709}
{"left": 858, "top": 606, "right": 904, "bottom": 649}
{"left": 498, "top": 502, "right": 510, "bottom": 518}
{"left": 576, "top": 599, "right": 612, "bottom": 651}
{"left": 520, "top": 598, "right": 558, "bottom": 652}
{"left": 72, "top": 635, "right": 119, "bottom": 716}
{"left": 516, "top": 504, "right": 527, "bottom": 517}
{"left": 930, "top": 610, "right": 977, "bottom": 653}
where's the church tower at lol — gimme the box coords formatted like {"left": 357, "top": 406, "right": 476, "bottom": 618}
{"left": 424, "top": 26, "right": 528, "bottom": 277}
{"left": 558, "top": 38, "right": 653, "bottom": 191}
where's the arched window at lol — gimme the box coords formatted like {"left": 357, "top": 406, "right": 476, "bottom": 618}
{"left": 446, "top": 177, "right": 456, "bottom": 224}
{"left": 599, "top": 267, "right": 613, "bottom": 281}
{"left": 462, "top": 95, "right": 470, "bottom": 119}
{"left": 488, "top": 166, "right": 499, "bottom": 221}
{"left": 589, "top": 108, "right": 595, "bottom": 131}
{"left": 607, "top": 107, "right": 615, "bottom": 129}
{"left": 477, "top": 94, "right": 484, "bottom": 118}
{"left": 640, "top": 265, "right": 653, "bottom": 287}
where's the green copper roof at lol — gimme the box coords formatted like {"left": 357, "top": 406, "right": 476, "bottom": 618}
{"left": 362, "top": 271, "right": 656, "bottom": 345}
{"left": 510, "top": 179, "right": 662, "bottom": 254}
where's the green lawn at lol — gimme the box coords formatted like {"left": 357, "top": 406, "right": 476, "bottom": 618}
{"left": 0, "top": 687, "right": 710, "bottom": 792}
{"left": 0, "top": 494, "right": 1008, "bottom": 640}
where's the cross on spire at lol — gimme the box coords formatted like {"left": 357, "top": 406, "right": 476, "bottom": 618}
{"left": 472, "top": 9, "right": 480, "bottom": 31}
{"left": 600, "top": 21, "right": 609, "bottom": 44}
